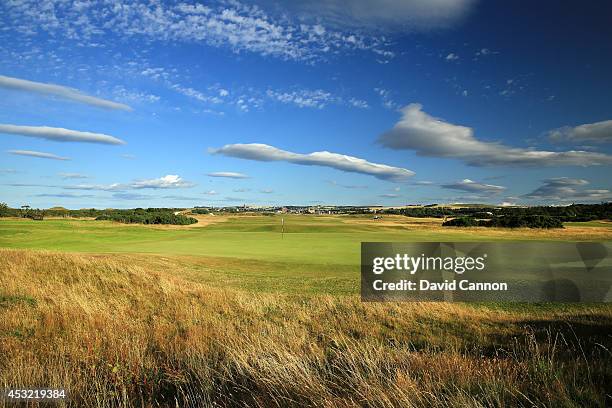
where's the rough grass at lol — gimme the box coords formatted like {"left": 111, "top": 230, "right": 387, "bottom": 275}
{"left": 1, "top": 249, "right": 611, "bottom": 407}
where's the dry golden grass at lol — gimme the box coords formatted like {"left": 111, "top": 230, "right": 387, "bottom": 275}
{"left": 342, "top": 215, "right": 442, "bottom": 228}
{"left": 1, "top": 249, "right": 611, "bottom": 407}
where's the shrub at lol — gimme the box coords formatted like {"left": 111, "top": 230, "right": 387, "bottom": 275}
{"left": 443, "top": 215, "right": 563, "bottom": 229}
{"left": 442, "top": 217, "right": 479, "bottom": 227}
{"left": 486, "top": 215, "right": 563, "bottom": 229}
{"left": 95, "top": 209, "right": 197, "bottom": 225}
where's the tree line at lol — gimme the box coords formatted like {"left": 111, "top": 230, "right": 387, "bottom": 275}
{"left": 0, "top": 204, "right": 45, "bottom": 220}
{"left": 442, "top": 215, "right": 564, "bottom": 229}
{"left": 0, "top": 204, "right": 197, "bottom": 225}
{"left": 95, "top": 209, "right": 197, "bottom": 225}
{"left": 379, "top": 203, "right": 610, "bottom": 229}
{"left": 381, "top": 203, "right": 611, "bottom": 221}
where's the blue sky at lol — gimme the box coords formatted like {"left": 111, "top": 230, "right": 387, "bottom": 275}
{"left": 1, "top": 0, "right": 611, "bottom": 208}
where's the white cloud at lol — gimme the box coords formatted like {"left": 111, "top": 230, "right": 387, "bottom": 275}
{"left": 131, "top": 175, "right": 195, "bottom": 189}
{"left": 266, "top": 89, "right": 332, "bottom": 109}
{"left": 175, "top": 4, "right": 211, "bottom": 15}
{"left": 380, "top": 193, "right": 400, "bottom": 198}
{"left": 142, "top": 65, "right": 363, "bottom": 113}
{"left": 140, "top": 68, "right": 168, "bottom": 81}
{"left": 374, "top": 88, "right": 398, "bottom": 110}
{"left": 523, "top": 178, "right": 611, "bottom": 201}
{"left": 63, "top": 175, "right": 194, "bottom": 191}
{"left": 445, "top": 53, "right": 459, "bottom": 61}
{"left": 498, "top": 78, "right": 522, "bottom": 98}
{"left": 475, "top": 48, "right": 491, "bottom": 56}
{"left": 0, "top": 75, "right": 132, "bottom": 111}
{"left": 7, "top": 149, "right": 70, "bottom": 161}
{"left": 112, "top": 86, "right": 160, "bottom": 104}
{"left": 378, "top": 104, "right": 612, "bottom": 166}
{"left": 207, "top": 172, "right": 251, "bottom": 179}
{"left": 348, "top": 97, "right": 369, "bottom": 109}
{"left": 265, "top": 88, "right": 367, "bottom": 110}
{"left": 204, "top": 190, "right": 218, "bottom": 195}
{"left": 0, "top": 124, "right": 125, "bottom": 145}
{"left": 548, "top": 119, "right": 612, "bottom": 144}
{"left": 171, "top": 84, "right": 223, "bottom": 104}
{"left": 1, "top": 1, "right": 392, "bottom": 62}
{"left": 210, "top": 143, "right": 415, "bottom": 182}
{"left": 441, "top": 179, "right": 506, "bottom": 195}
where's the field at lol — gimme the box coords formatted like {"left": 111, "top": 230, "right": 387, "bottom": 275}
{"left": 1, "top": 215, "right": 611, "bottom": 295}
{"left": 1, "top": 214, "right": 612, "bottom": 407}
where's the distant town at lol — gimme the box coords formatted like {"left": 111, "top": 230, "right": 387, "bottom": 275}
{"left": 194, "top": 203, "right": 507, "bottom": 215}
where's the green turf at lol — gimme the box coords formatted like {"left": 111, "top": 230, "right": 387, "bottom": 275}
{"left": 1, "top": 216, "right": 610, "bottom": 264}
{"left": 2, "top": 216, "right": 606, "bottom": 266}
{"left": 0, "top": 216, "right": 610, "bottom": 297}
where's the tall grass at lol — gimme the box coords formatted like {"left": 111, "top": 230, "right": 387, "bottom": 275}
{"left": 1, "top": 249, "right": 610, "bottom": 407}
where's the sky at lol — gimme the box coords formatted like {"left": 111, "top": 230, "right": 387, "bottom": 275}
{"left": 1, "top": 0, "right": 611, "bottom": 208}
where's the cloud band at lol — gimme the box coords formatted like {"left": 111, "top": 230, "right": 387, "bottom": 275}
{"left": 0, "top": 75, "right": 132, "bottom": 111}
{"left": 0, "top": 124, "right": 125, "bottom": 145}
{"left": 378, "top": 104, "right": 612, "bottom": 167}
{"left": 210, "top": 143, "right": 415, "bottom": 182}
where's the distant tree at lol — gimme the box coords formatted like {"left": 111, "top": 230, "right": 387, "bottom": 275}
{"left": 27, "top": 209, "right": 44, "bottom": 221}
{"left": 20, "top": 205, "right": 31, "bottom": 218}
{"left": 0, "top": 202, "right": 9, "bottom": 217}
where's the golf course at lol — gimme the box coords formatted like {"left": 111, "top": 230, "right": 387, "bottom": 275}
{"left": 1, "top": 214, "right": 611, "bottom": 294}
{"left": 1, "top": 214, "right": 612, "bottom": 407}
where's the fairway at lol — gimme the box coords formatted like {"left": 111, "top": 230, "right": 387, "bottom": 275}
{"left": 1, "top": 215, "right": 611, "bottom": 296}
{"left": 2, "top": 215, "right": 611, "bottom": 266}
